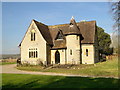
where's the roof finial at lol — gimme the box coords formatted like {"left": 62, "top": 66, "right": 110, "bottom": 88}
{"left": 71, "top": 16, "right": 74, "bottom": 20}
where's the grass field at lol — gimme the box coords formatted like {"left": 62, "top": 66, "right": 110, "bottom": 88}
{"left": 17, "top": 58, "right": 118, "bottom": 77}
{"left": 0, "top": 62, "right": 16, "bottom": 65}
{"left": 2, "top": 73, "right": 119, "bottom": 88}
{"left": 0, "top": 58, "right": 17, "bottom": 65}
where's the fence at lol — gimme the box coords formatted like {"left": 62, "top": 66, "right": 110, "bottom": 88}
{"left": 1, "top": 59, "right": 17, "bottom": 62}
{"left": 106, "top": 54, "right": 118, "bottom": 60}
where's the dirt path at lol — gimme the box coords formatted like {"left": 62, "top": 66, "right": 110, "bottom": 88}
{"left": 0, "top": 64, "right": 119, "bottom": 79}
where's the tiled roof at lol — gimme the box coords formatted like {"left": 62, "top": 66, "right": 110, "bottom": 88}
{"left": 19, "top": 19, "right": 96, "bottom": 49}
{"left": 34, "top": 20, "right": 53, "bottom": 45}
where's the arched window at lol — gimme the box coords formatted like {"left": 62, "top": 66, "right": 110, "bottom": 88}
{"left": 86, "top": 49, "right": 88, "bottom": 56}
{"left": 31, "top": 32, "right": 33, "bottom": 41}
{"left": 34, "top": 33, "right": 35, "bottom": 41}
{"left": 70, "top": 23, "right": 73, "bottom": 25}
{"left": 76, "top": 36, "right": 79, "bottom": 40}
{"left": 57, "top": 32, "right": 63, "bottom": 39}
{"left": 55, "top": 31, "right": 63, "bottom": 40}
{"left": 70, "top": 49, "right": 72, "bottom": 55}
{"left": 31, "top": 30, "right": 35, "bottom": 41}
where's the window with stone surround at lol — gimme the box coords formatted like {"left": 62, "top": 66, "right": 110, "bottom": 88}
{"left": 86, "top": 49, "right": 88, "bottom": 56}
{"left": 70, "top": 49, "right": 72, "bottom": 55}
{"left": 76, "top": 36, "right": 79, "bottom": 40}
{"left": 29, "top": 48, "right": 38, "bottom": 58}
{"left": 31, "top": 30, "right": 35, "bottom": 41}
{"left": 55, "top": 32, "right": 63, "bottom": 40}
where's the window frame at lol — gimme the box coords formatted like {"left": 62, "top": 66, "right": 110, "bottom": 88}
{"left": 76, "top": 35, "right": 79, "bottom": 40}
{"left": 86, "top": 49, "right": 88, "bottom": 56}
{"left": 31, "top": 30, "right": 36, "bottom": 41}
{"left": 29, "top": 48, "right": 38, "bottom": 58}
{"left": 56, "top": 32, "right": 64, "bottom": 40}
{"left": 70, "top": 49, "right": 72, "bottom": 55}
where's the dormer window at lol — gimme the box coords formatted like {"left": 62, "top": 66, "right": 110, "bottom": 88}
{"left": 70, "top": 23, "right": 74, "bottom": 27}
{"left": 57, "top": 32, "right": 63, "bottom": 40}
{"left": 55, "top": 31, "right": 64, "bottom": 40}
{"left": 70, "top": 23, "right": 73, "bottom": 25}
{"left": 31, "top": 30, "right": 35, "bottom": 41}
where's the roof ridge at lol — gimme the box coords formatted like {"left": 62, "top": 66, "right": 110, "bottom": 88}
{"left": 48, "top": 20, "right": 96, "bottom": 27}
{"left": 33, "top": 19, "right": 96, "bottom": 27}
{"left": 48, "top": 23, "right": 69, "bottom": 28}
{"left": 33, "top": 19, "right": 48, "bottom": 26}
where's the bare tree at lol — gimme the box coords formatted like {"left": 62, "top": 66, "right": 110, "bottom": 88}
{"left": 110, "top": 1, "right": 120, "bottom": 54}
{"left": 111, "top": 1, "right": 120, "bottom": 31}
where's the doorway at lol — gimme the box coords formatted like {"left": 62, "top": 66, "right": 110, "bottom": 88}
{"left": 55, "top": 50, "right": 60, "bottom": 64}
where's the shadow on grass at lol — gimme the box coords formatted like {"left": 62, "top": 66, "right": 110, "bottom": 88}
{"left": 42, "top": 77, "right": 119, "bottom": 88}
{"left": 2, "top": 76, "right": 119, "bottom": 88}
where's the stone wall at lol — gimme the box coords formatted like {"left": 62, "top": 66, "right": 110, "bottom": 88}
{"left": 51, "top": 49, "right": 66, "bottom": 64}
{"left": 46, "top": 44, "right": 51, "bottom": 64}
{"left": 81, "top": 44, "right": 95, "bottom": 64}
{"left": 20, "top": 21, "right": 47, "bottom": 65}
{"left": 66, "top": 35, "right": 81, "bottom": 64}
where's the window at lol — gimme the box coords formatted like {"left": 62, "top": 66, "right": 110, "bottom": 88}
{"left": 70, "top": 49, "right": 72, "bottom": 55}
{"left": 70, "top": 23, "right": 73, "bottom": 25}
{"left": 31, "top": 30, "right": 35, "bottom": 41}
{"left": 31, "top": 32, "right": 35, "bottom": 41}
{"left": 55, "top": 32, "right": 63, "bottom": 40}
{"left": 76, "top": 36, "right": 79, "bottom": 40}
{"left": 36, "top": 51, "right": 38, "bottom": 57}
{"left": 58, "top": 33, "right": 63, "bottom": 39}
{"left": 70, "top": 23, "right": 74, "bottom": 27}
{"left": 34, "top": 33, "right": 35, "bottom": 40}
{"left": 29, "top": 48, "right": 38, "bottom": 58}
{"left": 86, "top": 49, "right": 88, "bottom": 56}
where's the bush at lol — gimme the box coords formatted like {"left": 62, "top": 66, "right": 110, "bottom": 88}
{"left": 37, "top": 59, "right": 44, "bottom": 66}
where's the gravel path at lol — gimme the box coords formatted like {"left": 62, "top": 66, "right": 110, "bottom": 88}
{"left": 0, "top": 64, "right": 119, "bottom": 79}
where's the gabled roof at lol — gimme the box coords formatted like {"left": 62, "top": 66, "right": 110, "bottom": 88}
{"left": 55, "top": 29, "right": 64, "bottom": 40}
{"left": 19, "top": 19, "right": 53, "bottom": 47}
{"left": 65, "top": 16, "right": 81, "bottom": 35}
{"left": 52, "top": 30, "right": 66, "bottom": 49}
{"left": 33, "top": 20, "right": 53, "bottom": 45}
{"left": 19, "top": 19, "right": 96, "bottom": 48}
{"left": 77, "top": 21, "right": 96, "bottom": 43}
{"left": 48, "top": 20, "right": 96, "bottom": 44}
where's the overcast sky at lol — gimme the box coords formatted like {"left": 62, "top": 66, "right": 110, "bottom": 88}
{"left": 2, "top": 2, "right": 114, "bottom": 54}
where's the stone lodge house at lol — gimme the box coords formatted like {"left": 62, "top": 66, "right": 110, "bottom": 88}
{"left": 19, "top": 17, "right": 99, "bottom": 65}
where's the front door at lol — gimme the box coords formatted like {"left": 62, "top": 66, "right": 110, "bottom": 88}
{"left": 55, "top": 51, "right": 60, "bottom": 64}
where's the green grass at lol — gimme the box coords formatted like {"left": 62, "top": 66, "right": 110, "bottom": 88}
{"left": 0, "top": 62, "right": 16, "bottom": 65}
{"left": 17, "top": 58, "right": 118, "bottom": 77}
{"left": 2, "top": 73, "right": 119, "bottom": 88}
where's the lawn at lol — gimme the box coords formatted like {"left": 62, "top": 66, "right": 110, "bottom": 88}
{"left": 17, "top": 58, "right": 118, "bottom": 77}
{"left": 2, "top": 73, "right": 119, "bottom": 88}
